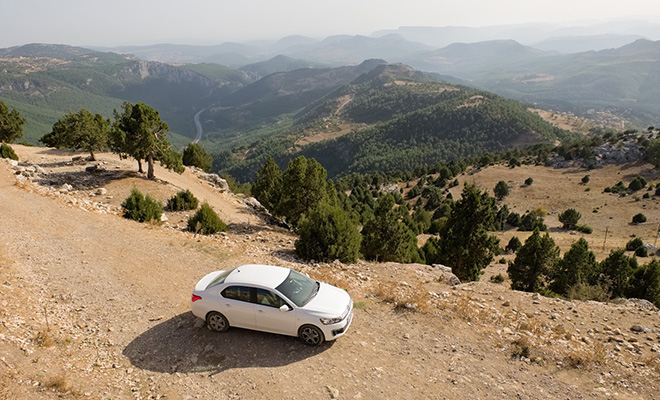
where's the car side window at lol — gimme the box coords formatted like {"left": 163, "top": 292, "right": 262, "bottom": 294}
{"left": 221, "top": 286, "right": 252, "bottom": 302}
{"left": 256, "top": 288, "right": 288, "bottom": 308}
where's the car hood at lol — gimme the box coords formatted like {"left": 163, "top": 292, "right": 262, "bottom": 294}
{"left": 302, "top": 282, "right": 351, "bottom": 316}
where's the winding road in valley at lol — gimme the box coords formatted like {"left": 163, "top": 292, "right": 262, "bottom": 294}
{"left": 193, "top": 107, "right": 208, "bottom": 143}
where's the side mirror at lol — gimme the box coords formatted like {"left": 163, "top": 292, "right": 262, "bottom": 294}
{"left": 279, "top": 304, "right": 291, "bottom": 312}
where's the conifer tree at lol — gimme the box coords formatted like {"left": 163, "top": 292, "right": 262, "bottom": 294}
{"left": 507, "top": 229, "right": 559, "bottom": 292}
{"left": 0, "top": 101, "right": 26, "bottom": 144}
{"left": 276, "top": 156, "right": 328, "bottom": 228}
{"left": 437, "top": 184, "right": 500, "bottom": 281}
{"left": 550, "top": 238, "right": 598, "bottom": 296}
{"left": 41, "top": 109, "right": 109, "bottom": 161}
{"left": 361, "top": 194, "right": 419, "bottom": 263}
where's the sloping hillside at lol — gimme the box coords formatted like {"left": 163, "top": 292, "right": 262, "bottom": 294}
{"left": 0, "top": 44, "right": 255, "bottom": 144}
{"left": 1, "top": 145, "right": 660, "bottom": 399}
{"left": 222, "top": 64, "right": 571, "bottom": 180}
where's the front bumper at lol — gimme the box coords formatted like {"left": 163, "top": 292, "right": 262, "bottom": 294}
{"left": 321, "top": 308, "right": 353, "bottom": 341}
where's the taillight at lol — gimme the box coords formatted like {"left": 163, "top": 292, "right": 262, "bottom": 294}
{"left": 191, "top": 294, "right": 202, "bottom": 302}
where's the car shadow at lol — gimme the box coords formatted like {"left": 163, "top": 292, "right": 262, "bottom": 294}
{"left": 122, "top": 312, "right": 332, "bottom": 375}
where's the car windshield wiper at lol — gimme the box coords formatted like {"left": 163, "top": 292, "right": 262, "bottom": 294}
{"left": 301, "top": 281, "right": 320, "bottom": 307}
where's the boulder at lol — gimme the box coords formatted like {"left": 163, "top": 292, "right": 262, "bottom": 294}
{"left": 198, "top": 173, "right": 229, "bottom": 192}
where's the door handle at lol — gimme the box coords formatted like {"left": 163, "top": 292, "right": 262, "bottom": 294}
{"left": 225, "top": 304, "right": 232, "bottom": 307}
{"left": 257, "top": 310, "right": 265, "bottom": 314}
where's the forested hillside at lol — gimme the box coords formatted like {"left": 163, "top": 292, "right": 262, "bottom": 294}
{"left": 0, "top": 44, "right": 255, "bottom": 145}
{"left": 221, "top": 64, "right": 572, "bottom": 180}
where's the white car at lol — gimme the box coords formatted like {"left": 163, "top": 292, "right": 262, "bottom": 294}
{"left": 191, "top": 264, "right": 353, "bottom": 345}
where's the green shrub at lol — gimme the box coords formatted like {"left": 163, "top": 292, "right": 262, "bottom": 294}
{"left": 295, "top": 202, "right": 361, "bottom": 263}
{"left": 632, "top": 213, "right": 647, "bottom": 224}
{"left": 575, "top": 224, "right": 593, "bottom": 234}
{"left": 121, "top": 187, "right": 163, "bottom": 223}
{"left": 0, "top": 143, "right": 18, "bottom": 160}
{"left": 524, "top": 177, "right": 533, "bottom": 186}
{"left": 581, "top": 175, "right": 590, "bottom": 184}
{"left": 626, "top": 238, "right": 644, "bottom": 251}
{"left": 167, "top": 189, "right": 199, "bottom": 211}
{"left": 635, "top": 246, "right": 649, "bottom": 257}
{"left": 182, "top": 142, "right": 213, "bottom": 171}
{"left": 567, "top": 283, "right": 609, "bottom": 302}
{"left": 187, "top": 202, "right": 227, "bottom": 235}
{"left": 558, "top": 208, "right": 581, "bottom": 230}
{"left": 629, "top": 176, "right": 647, "bottom": 191}
{"left": 505, "top": 236, "right": 522, "bottom": 253}
{"left": 490, "top": 273, "right": 505, "bottom": 283}
{"left": 506, "top": 212, "right": 522, "bottom": 227}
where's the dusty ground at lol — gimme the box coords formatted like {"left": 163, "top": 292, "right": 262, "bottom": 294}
{"left": 1, "top": 146, "right": 660, "bottom": 399}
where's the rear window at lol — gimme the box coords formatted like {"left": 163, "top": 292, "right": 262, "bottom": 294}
{"left": 206, "top": 267, "right": 237, "bottom": 289}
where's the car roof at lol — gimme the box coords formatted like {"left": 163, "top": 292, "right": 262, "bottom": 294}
{"left": 224, "top": 264, "right": 291, "bottom": 288}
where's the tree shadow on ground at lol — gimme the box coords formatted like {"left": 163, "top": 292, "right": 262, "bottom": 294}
{"left": 122, "top": 312, "right": 331, "bottom": 375}
{"left": 36, "top": 169, "right": 138, "bottom": 190}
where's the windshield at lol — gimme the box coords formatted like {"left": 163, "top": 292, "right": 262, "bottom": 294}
{"left": 275, "top": 270, "right": 318, "bottom": 307}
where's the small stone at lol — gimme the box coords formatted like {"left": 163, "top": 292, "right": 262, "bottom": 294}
{"left": 327, "top": 386, "right": 340, "bottom": 399}
{"left": 631, "top": 324, "right": 645, "bottom": 333}
{"left": 502, "top": 300, "right": 511, "bottom": 307}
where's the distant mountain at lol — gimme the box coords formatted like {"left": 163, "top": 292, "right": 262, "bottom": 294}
{"left": 403, "top": 40, "right": 551, "bottom": 79}
{"left": 282, "top": 34, "right": 432, "bottom": 65}
{"left": 471, "top": 39, "right": 660, "bottom": 124}
{"left": 239, "top": 55, "right": 324, "bottom": 77}
{"left": 95, "top": 42, "right": 264, "bottom": 66}
{"left": 374, "top": 20, "right": 660, "bottom": 49}
{"left": 220, "top": 63, "right": 571, "bottom": 180}
{"left": 531, "top": 34, "right": 645, "bottom": 53}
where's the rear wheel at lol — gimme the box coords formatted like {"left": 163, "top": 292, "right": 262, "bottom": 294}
{"left": 299, "top": 325, "right": 324, "bottom": 346}
{"left": 206, "top": 312, "right": 229, "bottom": 332}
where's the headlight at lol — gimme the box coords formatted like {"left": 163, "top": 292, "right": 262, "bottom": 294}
{"left": 320, "top": 316, "right": 343, "bottom": 325}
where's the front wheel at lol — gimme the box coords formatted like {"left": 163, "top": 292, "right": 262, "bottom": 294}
{"left": 206, "top": 312, "right": 229, "bottom": 332}
{"left": 299, "top": 325, "right": 324, "bottom": 346}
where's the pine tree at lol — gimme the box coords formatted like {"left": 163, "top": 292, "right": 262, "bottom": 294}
{"left": 182, "top": 142, "right": 213, "bottom": 171}
{"left": 437, "top": 184, "right": 500, "bottom": 281}
{"left": 252, "top": 156, "right": 282, "bottom": 213}
{"left": 550, "top": 238, "right": 598, "bottom": 296}
{"left": 507, "top": 229, "right": 559, "bottom": 292}
{"left": 295, "top": 202, "right": 361, "bottom": 263}
{"left": 41, "top": 109, "right": 109, "bottom": 161}
{"left": 558, "top": 208, "right": 581, "bottom": 230}
{"left": 600, "top": 249, "right": 637, "bottom": 298}
{"left": 0, "top": 101, "right": 26, "bottom": 144}
{"left": 110, "top": 101, "right": 178, "bottom": 179}
{"left": 494, "top": 180, "right": 510, "bottom": 201}
{"left": 276, "top": 156, "right": 328, "bottom": 228}
{"left": 361, "top": 194, "right": 419, "bottom": 263}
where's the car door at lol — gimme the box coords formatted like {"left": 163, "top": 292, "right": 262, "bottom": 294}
{"left": 220, "top": 285, "right": 256, "bottom": 329}
{"left": 254, "top": 288, "right": 297, "bottom": 336}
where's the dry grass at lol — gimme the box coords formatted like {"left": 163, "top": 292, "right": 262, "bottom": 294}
{"left": 44, "top": 372, "right": 73, "bottom": 393}
{"left": 563, "top": 341, "right": 607, "bottom": 369}
{"left": 511, "top": 336, "right": 532, "bottom": 359}
{"left": 34, "top": 327, "right": 56, "bottom": 347}
{"left": 370, "top": 281, "right": 433, "bottom": 312}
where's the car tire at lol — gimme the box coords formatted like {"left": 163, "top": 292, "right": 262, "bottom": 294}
{"left": 206, "top": 312, "right": 229, "bottom": 332}
{"left": 298, "top": 324, "right": 324, "bottom": 346}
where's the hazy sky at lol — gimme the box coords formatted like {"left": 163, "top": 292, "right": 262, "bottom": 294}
{"left": 2, "top": 0, "right": 659, "bottom": 47}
